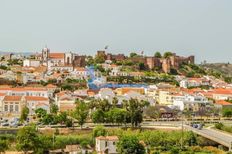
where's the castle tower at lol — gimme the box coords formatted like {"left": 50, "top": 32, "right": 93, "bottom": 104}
{"left": 42, "top": 47, "right": 50, "bottom": 62}
{"left": 162, "top": 59, "right": 171, "bottom": 73}
{"left": 65, "top": 52, "right": 73, "bottom": 65}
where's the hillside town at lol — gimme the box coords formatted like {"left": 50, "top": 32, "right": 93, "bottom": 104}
{"left": 1, "top": 48, "right": 232, "bottom": 153}
{"left": 0, "top": 48, "right": 231, "bottom": 119}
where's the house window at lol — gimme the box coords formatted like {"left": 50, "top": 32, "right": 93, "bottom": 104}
{"left": 105, "top": 141, "right": 108, "bottom": 147}
{"left": 10, "top": 105, "right": 14, "bottom": 112}
{"left": 4, "top": 105, "right": 8, "bottom": 111}
{"left": 15, "top": 105, "right": 19, "bottom": 112}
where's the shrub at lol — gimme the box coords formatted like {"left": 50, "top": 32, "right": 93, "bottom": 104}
{"left": 215, "top": 123, "right": 223, "bottom": 130}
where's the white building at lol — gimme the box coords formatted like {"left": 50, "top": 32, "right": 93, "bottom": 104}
{"left": 0, "top": 87, "right": 52, "bottom": 98}
{"left": 173, "top": 94, "right": 213, "bottom": 111}
{"left": 25, "top": 96, "right": 50, "bottom": 115}
{"left": 1, "top": 96, "right": 24, "bottom": 116}
{"left": 72, "top": 67, "right": 89, "bottom": 79}
{"left": 40, "top": 48, "right": 74, "bottom": 68}
{"left": 95, "top": 136, "right": 118, "bottom": 154}
{"left": 23, "top": 59, "right": 40, "bottom": 67}
{"left": 49, "top": 65, "right": 74, "bottom": 72}
{"left": 180, "top": 78, "right": 211, "bottom": 88}
{"left": 95, "top": 88, "right": 115, "bottom": 103}
{"left": 0, "top": 93, "right": 6, "bottom": 112}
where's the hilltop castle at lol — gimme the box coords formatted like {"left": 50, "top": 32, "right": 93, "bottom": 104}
{"left": 96, "top": 51, "right": 194, "bottom": 73}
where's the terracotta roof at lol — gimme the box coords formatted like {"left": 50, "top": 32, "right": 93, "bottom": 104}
{"left": 56, "top": 91, "right": 67, "bottom": 97}
{"left": 212, "top": 88, "right": 232, "bottom": 95}
{"left": 110, "top": 64, "right": 118, "bottom": 68}
{"left": 87, "top": 91, "right": 96, "bottom": 96}
{"left": 172, "top": 93, "right": 183, "bottom": 96}
{"left": 59, "top": 104, "right": 76, "bottom": 112}
{"left": 49, "top": 53, "right": 65, "bottom": 59}
{"left": 96, "top": 136, "right": 118, "bottom": 141}
{"left": 25, "top": 96, "right": 49, "bottom": 101}
{"left": 3, "top": 96, "right": 22, "bottom": 101}
{"left": 36, "top": 102, "right": 49, "bottom": 107}
{"left": 0, "top": 93, "right": 6, "bottom": 96}
{"left": 188, "top": 78, "right": 202, "bottom": 82}
{"left": 0, "top": 87, "right": 47, "bottom": 92}
{"left": 75, "top": 67, "right": 86, "bottom": 71}
{"left": 60, "top": 97, "right": 74, "bottom": 101}
{"left": 46, "top": 84, "right": 57, "bottom": 88}
{"left": 215, "top": 100, "right": 232, "bottom": 106}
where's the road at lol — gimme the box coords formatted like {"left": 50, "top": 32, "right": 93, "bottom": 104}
{"left": 142, "top": 121, "right": 232, "bottom": 151}
{"left": 185, "top": 125, "right": 232, "bottom": 150}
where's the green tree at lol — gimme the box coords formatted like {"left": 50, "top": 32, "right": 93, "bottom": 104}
{"left": 65, "top": 118, "right": 73, "bottom": 127}
{"left": 36, "top": 135, "right": 53, "bottom": 153}
{"left": 0, "top": 65, "right": 8, "bottom": 70}
{"left": 163, "top": 52, "right": 173, "bottom": 58}
{"left": 138, "top": 62, "right": 146, "bottom": 70}
{"left": 144, "top": 106, "right": 160, "bottom": 120}
{"left": 112, "top": 97, "right": 118, "bottom": 108}
{"left": 95, "top": 99, "right": 111, "bottom": 112}
{"left": 72, "top": 101, "right": 89, "bottom": 129}
{"left": 93, "top": 125, "right": 107, "bottom": 137}
{"left": 0, "top": 140, "right": 8, "bottom": 154}
{"left": 16, "top": 125, "right": 40, "bottom": 154}
{"left": 50, "top": 104, "right": 59, "bottom": 115}
{"left": 222, "top": 108, "right": 232, "bottom": 117}
{"left": 91, "top": 109, "right": 105, "bottom": 123}
{"left": 20, "top": 106, "right": 29, "bottom": 123}
{"left": 35, "top": 108, "right": 47, "bottom": 118}
{"left": 57, "top": 112, "right": 68, "bottom": 125}
{"left": 42, "top": 114, "right": 55, "bottom": 125}
{"left": 106, "top": 108, "right": 128, "bottom": 125}
{"left": 124, "top": 99, "right": 145, "bottom": 127}
{"left": 95, "top": 54, "right": 105, "bottom": 64}
{"left": 154, "top": 52, "right": 162, "bottom": 58}
{"left": 130, "top": 52, "right": 138, "bottom": 58}
{"left": 117, "top": 135, "right": 145, "bottom": 154}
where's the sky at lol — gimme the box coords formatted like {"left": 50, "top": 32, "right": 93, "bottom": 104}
{"left": 0, "top": 0, "right": 232, "bottom": 63}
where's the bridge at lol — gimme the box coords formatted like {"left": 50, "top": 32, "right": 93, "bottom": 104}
{"left": 185, "top": 125, "right": 232, "bottom": 151}
{"left": 141, "top": 121, "right": 232, "bottom": 151}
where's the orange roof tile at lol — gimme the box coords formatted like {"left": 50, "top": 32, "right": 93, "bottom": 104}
{"left": 75, "top": 67, "right": 86, "bottom": 71}
{"left": 36, "top": 102, "right": 49, "bottom": 107}
{"left": 57, "top": 91, "right": 67, "bottom": 97}
{"left": 25, "top": 96, "right": 49, "bottom": 101}
{"left": 0, "top": 87, "right": 47, "bottom": 92}
{"left": 49, "top": 53, "right": 65, "bottom": 59}
{"left": 188, "top": 78, "right": 202, "bottom": 82}
{"left": 110, "top": 64, "right": 118, "bottom": 68}
{"left": 0, "top": 93, "right": 6, "bottom": 96}
{"left": 46, "top": 84, "right": 57, "bottom": 88}
{"left": 96, "top": 136, "right": 118, "bottom": 141}
{"left": 3, "top": 96, "right": 22, "bottom": 101}
{"left": 215, "top": 100, "right": 232, "bottom": 106}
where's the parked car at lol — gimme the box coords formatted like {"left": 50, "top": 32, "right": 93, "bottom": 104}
{"left": 191, "top": 123, "right": 203, "bottom": 130}
{"left": 1, "top": 122, "right": 9, "bottom": 126}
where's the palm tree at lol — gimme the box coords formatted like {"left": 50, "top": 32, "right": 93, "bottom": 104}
{"left": 112, "top": 97, "right": 118, "bottom": 108}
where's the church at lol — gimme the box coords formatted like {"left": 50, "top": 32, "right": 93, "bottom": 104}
{"left": 41, "top": 47, "right": 73, "bottom": 66}
{"left": 36, "top": 47, "right": 86, "bottom": 71}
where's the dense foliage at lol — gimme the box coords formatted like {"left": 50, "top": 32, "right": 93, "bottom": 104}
{"left": 90, "top": 98, "right": 148, "bottom": 127}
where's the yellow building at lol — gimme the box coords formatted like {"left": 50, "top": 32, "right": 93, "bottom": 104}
{"left": 115, "top": 87, "right": 145, "bottom": 95}
{"left": 158, "top": 90, "right": 174, "bottom": 105}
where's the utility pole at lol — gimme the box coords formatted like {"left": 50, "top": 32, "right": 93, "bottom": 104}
{"left": 181, "top": 111, "right": 184, "bottom": 150}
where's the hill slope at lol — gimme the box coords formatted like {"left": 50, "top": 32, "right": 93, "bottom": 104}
{"left": 201, "top": 63, "right": 232, "bottom": 77}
